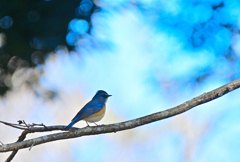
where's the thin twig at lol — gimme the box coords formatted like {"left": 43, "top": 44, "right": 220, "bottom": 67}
{"left": 5, "top": 130, "right": 29, "bottom": 162}
{"left": 3, "top": 122, "right": 56, "bottom": 161}
{"left": 22, "top": 120, "right": 29, "bottom": 128}
{"left": 41, "top": 123, "right": 48, "bottom": 129}
{"left": 29, "top": 142, "right": 35, "bottom": 151}
{"left": 0, "top": 141, "right": 4, "bottom": 145}
{"left": 31, "top": 123, "right": 48, "bottom": 129}
{"left": 0, "top": 121, "right": 29, "bottom": 130}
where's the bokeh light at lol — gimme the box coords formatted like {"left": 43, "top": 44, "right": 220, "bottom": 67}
{"left": 68, "top": 19, "right": 89, "bottom": 34}
{"left": 31, "top": 51, "right": 45, "bottom": 65}
{"left": 77, "top": 0, "right": 93, "bottom": 16}
{"left": 0, "top": 16, "right": 13, "bottom": 29}
{"left": 28, "top": 10, "right": 40, "bottom": 22}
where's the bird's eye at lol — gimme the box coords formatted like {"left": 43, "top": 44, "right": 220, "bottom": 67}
{"left": 102, "top": 94, "right": 107, "bottom": 98}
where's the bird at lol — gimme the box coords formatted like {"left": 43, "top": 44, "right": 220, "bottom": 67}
{"left": 65, "top": 90, "right": 111, "bottom": 129}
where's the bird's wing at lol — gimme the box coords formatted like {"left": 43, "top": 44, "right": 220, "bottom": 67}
{"left": 71, "top": 102, "right": 103, "bottom": 122}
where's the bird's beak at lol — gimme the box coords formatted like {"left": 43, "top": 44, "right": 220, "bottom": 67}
{"left": 107, "top": 94, "right": 112, "bottom": 97}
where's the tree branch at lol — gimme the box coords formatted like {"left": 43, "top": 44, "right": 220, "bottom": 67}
{"left": 1, "top": 78, "right": 240, "bottom": 153}
{"left": 2, "top": 124, "right": 74, "bottom": 162}
{"left": 5, "top": 130, "right": 28, "bottom": 162}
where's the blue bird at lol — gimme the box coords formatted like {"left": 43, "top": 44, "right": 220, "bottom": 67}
{"left": 65, "top": 90, "right": 111, "bottom": 129}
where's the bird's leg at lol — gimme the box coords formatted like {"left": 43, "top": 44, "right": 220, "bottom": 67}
{"left": 85, "top": 121, "right": 90, "bottom": 127}
{"left": 93, "top": 122, "right": 98, "bottom": 126}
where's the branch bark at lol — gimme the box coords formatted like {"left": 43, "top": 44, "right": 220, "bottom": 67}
{"left": 1, "top": 78, "right": 240, "bottom": 153}
{"left": 5, "top": 130, "right": 28, "bottom": 162}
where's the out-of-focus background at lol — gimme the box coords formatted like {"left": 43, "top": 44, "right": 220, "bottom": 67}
{"left": 0, "top": 0, "right": 240, "bottom": 161}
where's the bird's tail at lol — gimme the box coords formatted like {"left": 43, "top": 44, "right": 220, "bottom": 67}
{"left": 65, "top": 121, "right": 75, "bottom": 130}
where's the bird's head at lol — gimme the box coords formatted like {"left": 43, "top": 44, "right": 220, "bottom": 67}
{"left": 92, "top": 90, "right": 112, "bottom": 103}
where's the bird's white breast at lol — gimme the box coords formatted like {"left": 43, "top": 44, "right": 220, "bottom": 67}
{"left": 83, "top": 105, "right": 106, "bottom": 122}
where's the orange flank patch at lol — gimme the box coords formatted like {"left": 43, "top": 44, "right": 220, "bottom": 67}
{"left": 94, "top": 106, "right": 105, "bottom": 116}
{"left": 83, "top": 106, "right": 106, "bottom": 122}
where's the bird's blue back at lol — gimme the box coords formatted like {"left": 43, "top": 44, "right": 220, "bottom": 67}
{"left": 71, "top": 101, "right": 103, "bottom": 123}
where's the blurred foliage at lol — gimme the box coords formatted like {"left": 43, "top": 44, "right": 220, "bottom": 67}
{"left": 0, "top": 0, "right": 99, "bottom": 95}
